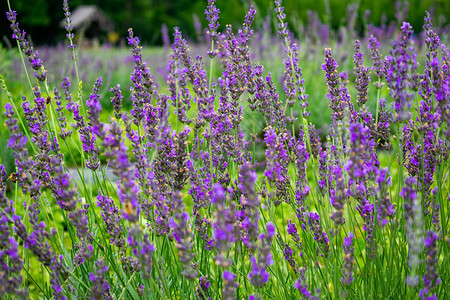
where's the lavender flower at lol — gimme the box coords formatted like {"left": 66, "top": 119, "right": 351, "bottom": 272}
{"left": 87, "top": 77, "right": 105, "bottom": 140}
{"left": 169, "top": 191, "right": 197, "bottom": 280}
{"left": 374, "top": 168, "right": 395, "bottom": 226}
{"left": 89, "top": 260, "right": 113, "bottom": 300}
{"left": 376, "top": 98, "right": 391, "bottom": 149}
{"left": 330, "top": 165, "right": 346, "bottom": 229}
{"left": 264, "top": 127, "right": 291, "bottom": 206}
{"left": 385, "top": 22, "right": 418, "bottom": 123}
{"left": 205, "top": 0, "right": 220, "bottom": 41}
{"left": 322, "top": 48, "right": 342, "bottom": 120}
{"left": 249, "top": 222, "right": 275, "bottom": 288}
{"left": 110, "top": 84, "right": 123, "bottom": 119}
{"left": 222, "top": 271, "right": 238, "bottom": 300}
{"left": 212, "top": 184, "right": 236, "bottom": 267}
{"left": 6, "top": 10, "right": 47, "bottom": 81}
{"left": 293, "top": 268, "right": 318, "bottom": 299}
{"left": 127, "top": 226, "right": 154, "bottom": 279}
{"left": 307, "top": 212, "right": 329, "bottom": 257}
{"left": 368, "top": 35, "right": 384, "bottom": 82}
{"left": 4, "top": 103, "right": 33, "bottom": 193}
{"left": 63, "top": 0, "right": 76, "bottom": 51}
{"left": 53, "top": 87, "right": 72, "bottom": 140}
{"left": 293, "top": 126, "right": 310, "bottom": 207}
{"left": 238, "top": 162, "right": 260, "bottom": 253}
{"left": 278, "top": 234, "right": 300, "bottom": 274}
{"left": 287, "top": 220, "right": 302, "bottom": 249}
{"left": 401, "top": 177, "right": 423, "bottom": 287}
{"left": 128, "top": 28, "right": 157, "bottom": 125}
{"left": 353, "top": 40, "right": 370, "bottom": 106}
{"left": 196, "top": 276, "right": 211, "bottom": 299}
{"left": 275, "top": 0, "right": 309, "bottom": 118}
{"left": 97, "top": 193, "right": 125, "bottom": 249}
{"left": 341, "top": 232, "right": 354, "bottom": 286}
{"left": 419, "top": 231, "right": 440, "bottom": 299}
{"left": 0, "top": 165, "right": 26, "bottom": 297}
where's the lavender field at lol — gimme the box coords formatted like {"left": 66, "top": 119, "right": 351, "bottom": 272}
{"left": 0, "top": 0, "right": 449, "bottom": 299}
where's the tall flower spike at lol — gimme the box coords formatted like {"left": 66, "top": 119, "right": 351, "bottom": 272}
{"left": 341, "top": 232, "right": 354, "bottom": 286}
{"left": 6, "top": 10, "right": 47, "bottom": 81}
{"left": 419, "top": 231, "right": 440, "bottom": 299}
{"left": 4, "top": 103, "right": 33, "bottom": 193}
{"left": 89, "top": 260, "right": 113, "bottom": 300}
{"left": 169, "top": 191, "right": 197, "bottom": 280}
{"left": 222, "top": 271, "right": 238, "bottom": 300}
{"left": 63, "top": 0, "right": 77, "bottom": 51}
{"left": 205, "top": 0, "right": 220, "bottom": 41}
{"left": 212, "top": 184, "right": 236, "bottom": 267}
{"left": 368, "top": 35, "right": 385, "bottom": 87}
{"left": 401, "top": 177, "right": 422, "bottom": 287}
{"left": 275, "top": 0, "right": 309, "bottom": 118}
{"left": 249, "top": 222, "right": 275, "bottom": 288}
{"left": 385, "top": 22, "right": 418, "bottom": 123}
{"left": 353, "top": 40, "right": 370, "bottom": 106}
{"left": 110, "top": 84, "right": 123, "bottom": 119}
{"left": 0, "top": 165, "right": 26, "bottom": 297}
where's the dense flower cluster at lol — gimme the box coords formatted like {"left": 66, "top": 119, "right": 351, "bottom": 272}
{"left": 0, "top": 1, "right": 448, "bottom": 299}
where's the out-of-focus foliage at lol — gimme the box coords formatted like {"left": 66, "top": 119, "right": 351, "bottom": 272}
{"left": 1, "top": 0, "right": 450, "bottom": 46}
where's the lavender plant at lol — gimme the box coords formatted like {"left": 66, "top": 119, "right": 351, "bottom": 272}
{"left": 0, "top": 0, "right": 448, "bottom": 299}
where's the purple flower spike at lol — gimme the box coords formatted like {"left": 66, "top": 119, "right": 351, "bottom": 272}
{"left": 205, "top": 0, "right": 220, "bottom": 41}
{"left": 353, "top": 40, "right": 370, "bottom": 106}
{"left": 401, "top": 177, "right": 423, "bottom": 287}
{"left": 419, "top": 231, "right": 440, "bottom": 299}
{"left": 293, "top": 268, "right": 318, "bottom": 299}
{"left": 341, "top": 232, "right": 355, "bottom": 286}
{"left": 212, "top": 184, "right": 236, "bottom": 267}
{"left": 222, "top": 271, "right": 238, "bottom": 300}
{"left": 7, "top": 10, "right": 47, "bottom": 81}
{"left": 89, "top": 260, "right": 113, "bottom": 300}
{"left": 307, "top": 212, "right": 329, "bottom": 257}
{"left": 196, "top": 276, "right": 211, "bottom": 300}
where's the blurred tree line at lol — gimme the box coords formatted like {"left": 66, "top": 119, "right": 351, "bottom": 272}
{"left": 1, "top": 0, "right": 449, "bottom": 46}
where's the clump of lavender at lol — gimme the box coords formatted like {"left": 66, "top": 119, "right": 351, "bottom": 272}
{"left": 4, "top": 103, "right": 33, "bottom": 193}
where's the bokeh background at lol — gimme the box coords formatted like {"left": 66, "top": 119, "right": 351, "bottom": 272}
{"left": 1, "top": 0, "right": 450, "bottom": 46}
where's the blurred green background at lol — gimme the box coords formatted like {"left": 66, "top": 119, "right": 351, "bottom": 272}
{"left": 1, "top": 0, "right": 449, "bottom": 46}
